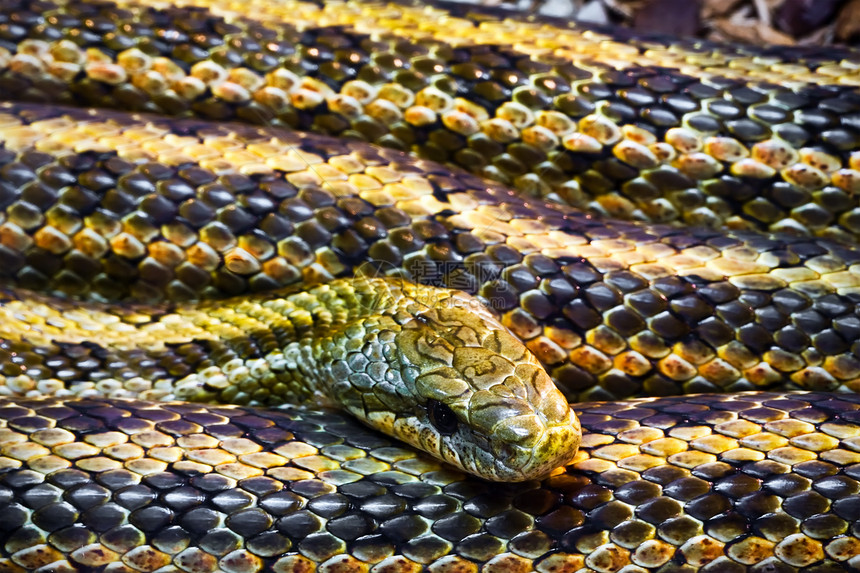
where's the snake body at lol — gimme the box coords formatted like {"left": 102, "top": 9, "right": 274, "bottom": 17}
{"left": 2, "top": 392, "right": 859, "bottom": 573}
{"left": 0, "top": 0, "right": 860, "bottom": 571}
{"left": 0, "top": 274, "right": 580, "bottom": 482}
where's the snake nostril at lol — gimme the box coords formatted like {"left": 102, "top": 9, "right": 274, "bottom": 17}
{"left": 427, "top": 399, "right": 458, "bottom": 435}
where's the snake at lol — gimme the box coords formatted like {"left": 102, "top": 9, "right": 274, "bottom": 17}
{"left": 0, "top": 0, "right": 859, "bottom": 571}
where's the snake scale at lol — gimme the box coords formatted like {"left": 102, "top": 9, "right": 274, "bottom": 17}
{"left": 0, "top": 0, "right": 860, "bottom": 571}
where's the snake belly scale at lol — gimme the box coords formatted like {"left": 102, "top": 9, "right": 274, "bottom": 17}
{"left": 0, "top": 0, "right": 858, "bottom": 571}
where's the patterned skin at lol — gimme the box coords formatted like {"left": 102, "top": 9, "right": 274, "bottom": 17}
{"left": 0, "top": 0, "right": 859, "bottom": 571}
{"left": 0, "top": 394, "right": 858, "bottom": 571}
{"left": 0, "top": 276, "right": 580, "bottom": 481}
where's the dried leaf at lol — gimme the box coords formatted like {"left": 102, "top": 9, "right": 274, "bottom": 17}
{"left": 795, "top": 23, "right": 836, "bottom": 46}
{"left": 835, "top": 0, "right": 860, "bottom": 42}
{"left": 633, "top": 0, "right": 701, "bottom": 36}
{"left": 602, "top": 0, "right": 644, "bottom": 19}
{"left": 510, "top": 0, "right": 857, "bottom": 46}
{"left": 774, "top": 0, "right": 842, "bottom": 37}
{"left": 701, "top": 0, "right": 748, "bottom": 19}
{"left": 574, "top": 0, "right": 611, "bottom": 23}
{"left": 536, "top": 0, "right": 580, "bottom": 18}
{"left": 759, "top": 0, "right": 788, "bottom": 12}
{"left": 711, "top": 14, "right": 796, "bottom": 45}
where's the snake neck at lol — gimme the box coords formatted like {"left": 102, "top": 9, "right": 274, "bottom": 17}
{"left": 171, "top": 277, "right": 420, "bottom": 408}
{"left": 0, "top": 278, "right": 417, "bottom": 407}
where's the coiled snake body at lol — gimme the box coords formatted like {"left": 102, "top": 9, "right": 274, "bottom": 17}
{"left": 0, "top": 0, "right": 859, "bottom": 571}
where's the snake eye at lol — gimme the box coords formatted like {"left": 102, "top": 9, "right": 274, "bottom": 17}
{"left": 427, "top": 400, "right": 458, "bottom": 435}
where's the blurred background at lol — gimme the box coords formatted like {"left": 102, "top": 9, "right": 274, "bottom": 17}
{"left": 457, "top": 0, "right": 860, "bottom": 47}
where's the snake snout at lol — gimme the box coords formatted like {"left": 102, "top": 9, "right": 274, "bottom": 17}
{"left": 484, "top": 402, "right": 581, "bottom": 482}
{"left": 477, "top": 358, "right": 581, "bottom": 481}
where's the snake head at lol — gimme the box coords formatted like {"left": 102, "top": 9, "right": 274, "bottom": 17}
{"left": 354, "top": 286, "right": 580, "bottom": 482}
